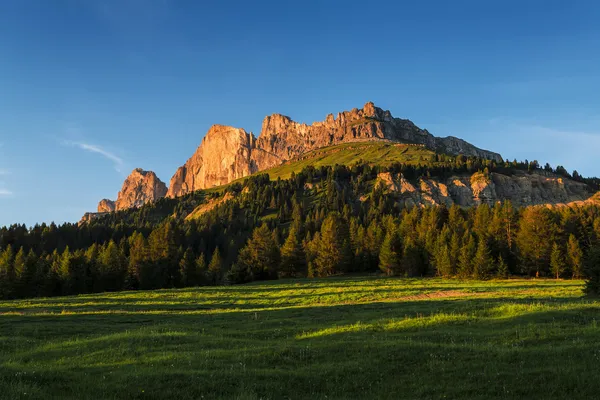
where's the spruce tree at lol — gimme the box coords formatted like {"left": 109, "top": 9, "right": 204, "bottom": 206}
{"left": 550, "top": 243, "right": 565, "bottom": 280}
{"left": 311, "top": 213, "right": 351, "bottom": 277}
{"left": 237, "top": 224, "right": 281, "bottom": 280}
{"left": 567, "top": 234, "right": 584, "bottom": 279}
{"left": 433, "top": 240, "right": 453, "bottom": 278}
{"left": 208, "top": 247, "right": 223, "bottom": 285}
{"left": 379, "top": 229, "right": 402, "bottom": 276}
{"left": 473, "top": 237, "right": 492, "bottom": 280}
{"left": 195, "top": 253, "right": 208, "bottom": 285}
{"left": 179, "top": 248, "right": 197, "bottom": 287}
{"left": 280, "top": 225, "right": 306, "bottom": 277}
{"left": 584, "top": 246, "right": 600, "bottom": 295}
{"left": 458, "top": 234, "right": 476, "bottom": 278}
{"left": 496, "top": 255, "right": 509, "bottom": 279}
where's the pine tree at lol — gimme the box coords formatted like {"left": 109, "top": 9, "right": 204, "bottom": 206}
{"left": 458, "top": 234, "right": 476, "bottom": 278}
{"left": 567, "top": 234, "right": 584, "bottom": 279}
{"left": 379, "top": 229, "right": 402, "bottom": 276}
{"left": 496, "top": 255, "right": 509, "bottom": 279}
{"left": 473, "top": 237, "right": 492, "bottom": 280}
{"left": 280, "top": 225, "right": 306, "bottom": 277}
{"left": 310, "top": 213, "right": 351, "bottom": 277}
{"left": 401, "top": 237, "right": 423, "bottom": 277}
{"left": 584, "top": 246, "right": 600, "bottom": 295}
{"left": 550, "top": 243, "right": 565, "bottom": 280}
{"left": 0, "top": 245, "right": 15, "bottom": 298}
{"left": 433, "top": 240, "right": 453, "bottom": 278}
{"left": 195, "top": 253, "right": 208, "bottom": 285}
{"left": 237, "top": 224, "right": 281, "bottom": 280}
{"left": 179, "top": 248, "right": 197, "bottom": 287}
{"left": 208, "top": 247, "right": 223, "bottom": 285}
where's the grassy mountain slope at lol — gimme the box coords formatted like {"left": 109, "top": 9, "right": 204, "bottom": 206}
{"left": 260, "top": 141, "right": 437, "bottom": 181}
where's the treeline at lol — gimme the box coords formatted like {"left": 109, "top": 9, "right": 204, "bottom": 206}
{"left": 1, "top": 159, "right": 600, "bottom": 300}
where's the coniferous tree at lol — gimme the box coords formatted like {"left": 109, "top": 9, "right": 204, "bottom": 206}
{"left": 208, "top": 247, "right": 223, "bottom": 284}
{"left": 496, "top": 255, "right": 509, "bottom": 279}
{"left": 458, "top": 234, "right": 476, "bottom": 278}
{"left": 567, "top": 234, "right": 584, "bottom": 279}
{"left": 179, "top": 248, "right": 197, "bottom": 287}
{"left": 237, "top": 224, "right": 280, "bottom": 280}
{"left": 550, "top": 243, "right": 565, "bottom": 280}
{"left": 0, "top": 245, "right": 15, "bottom": 298}
{"left": 379, "top": 229, "right": 402, "bottom": 276}
{"left": 195, "top": 253, "right": 208, "bottom": 285}
{"left": 433, "top": 240, "right": 453, "bottom": 278}
{"left": 280, "top": 225, "right": 306, "bottom": 278}
{"left": 473, "top": 237, "right": 493, "bottom": 279}
{"left": 584, "top": 246, "right": 600, "bottom": 295}
{"left": 309, "top": 213, "right": 351, "bottom": 277}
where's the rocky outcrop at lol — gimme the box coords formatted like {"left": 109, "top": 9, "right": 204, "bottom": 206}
{"left": 79, "top": 212, "right": 108, "bottom": 226}
{"left": 376, "top": 170, "right": 594, "bottom": 208}
{"left": 97, "top": 199, "right": 116, "bottom": 213}
{"left": 98, "top": 168, "right": 168, "bottom": 212}
{"left": 257, "top": 102, "right": 502, "bottom": 163}
{"left": 166, "top": 125, "right": 281, "bottom": 198}
{"left": 167, "top": 102, "right": 502, "bottom": 197}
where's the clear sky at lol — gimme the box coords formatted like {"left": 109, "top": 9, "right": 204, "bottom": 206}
{"left": 1, "top": 0, "right": 600, "bottom": 227}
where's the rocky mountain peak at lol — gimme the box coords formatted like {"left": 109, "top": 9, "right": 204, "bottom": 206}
{"left": 96, "top": 168, "right": 167, "bottom": 212}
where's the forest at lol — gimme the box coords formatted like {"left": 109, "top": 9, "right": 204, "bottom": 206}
{"left": 1, "top": 154, "right": 600, "bottom": 300}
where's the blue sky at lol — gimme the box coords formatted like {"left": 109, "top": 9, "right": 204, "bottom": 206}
{"left": 1, "top": 0, "right": 600, "bottom": 227}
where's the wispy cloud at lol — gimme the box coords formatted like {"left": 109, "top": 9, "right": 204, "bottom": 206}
{"left": 0, "top": 169, "right": 9, "bottom": 176}
{"left": 0, "top": 188, "right": 13, "bottom": 197}
{"left": 63, "top": 141, "right": 125, "bottom": 172}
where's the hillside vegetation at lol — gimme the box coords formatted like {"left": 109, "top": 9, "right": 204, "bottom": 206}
{"left": 0, "top": 277, "right": 597, "bottom": 399}
{"left": 260, "top": 141, "right": 437, "bottom": 181}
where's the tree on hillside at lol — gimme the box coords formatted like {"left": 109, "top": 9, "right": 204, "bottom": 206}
{"left": 550, "top": 243, "right": 565, "bottom": 280}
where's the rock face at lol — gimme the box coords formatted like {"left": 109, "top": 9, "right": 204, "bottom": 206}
{"left": 97, "top": 199, "right": 116, "bottom": 213}
{"left": 376, "top": 170, "right": 594, "bottom": 208}
{"left": 99, "top": 168, "right": 168, "bottom": 212}
{"left": 167, "top": 102, "right": 502, "bottom": 197}
{"left": 166, "top": 125, "right": 281, "bottom": 198}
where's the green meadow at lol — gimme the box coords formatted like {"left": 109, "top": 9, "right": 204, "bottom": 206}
{"left": 0, "top": 277, "right": 598, "bottom": 399}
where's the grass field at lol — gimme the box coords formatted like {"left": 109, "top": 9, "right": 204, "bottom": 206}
{"left": 0, "top": 277, "right": 598, "bottom": 399}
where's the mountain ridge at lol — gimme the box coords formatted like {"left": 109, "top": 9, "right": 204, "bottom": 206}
{"left": 89, "top": 102, "right": 506, "bottom": 216}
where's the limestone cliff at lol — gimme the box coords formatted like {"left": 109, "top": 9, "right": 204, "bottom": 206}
{"left": 99, "top": 168, "right": 168, "bottom": 212}
{"left": 97, "top": 199, "right": 116, "bottom": 213}
{"left": 166, "top": 125, "right": 281, "bottom": 198}
{"left": 376, "top": 170, "right": 595, "bottom": 208}
{"left": 167, "top": 102, "right": 502, "bottom": 197}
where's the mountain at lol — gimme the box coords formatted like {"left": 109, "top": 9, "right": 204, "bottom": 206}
{"left": 100, "top": 168, "right": 167, "bottom": 212}
{"left": 166, "top": 102, "right": 501, "bottom": 197}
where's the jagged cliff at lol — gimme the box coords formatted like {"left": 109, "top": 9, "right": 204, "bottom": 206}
{"left": 166, "top": 126, "right": 280, "bottom": 198}
{"left": 167, "top": 102, "right": 501, "bottom": 197}
{"left": 376, "top": 170, "right": 595, "bottom": 208}
{"left": 99, "top": 168, "right": 167, "bottom": 212}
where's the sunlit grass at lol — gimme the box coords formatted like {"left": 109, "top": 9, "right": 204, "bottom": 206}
{"left": 0, "top": 277, "right": 597, "bottom": 399}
